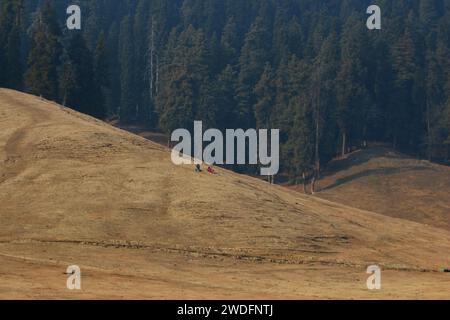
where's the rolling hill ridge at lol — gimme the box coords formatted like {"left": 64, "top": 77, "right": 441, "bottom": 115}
{"left": 0, "top": 88, "right": 449, "bottom": 299}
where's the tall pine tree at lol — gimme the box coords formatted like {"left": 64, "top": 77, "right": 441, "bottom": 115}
{"left": 25, "top": 0, "right": 61, "bottom": 100}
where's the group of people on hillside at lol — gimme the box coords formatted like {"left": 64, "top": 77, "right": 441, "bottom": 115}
{"left": 195, "top": 164, "right": 216, "bottom": 175}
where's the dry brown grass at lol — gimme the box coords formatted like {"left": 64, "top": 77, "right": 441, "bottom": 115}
{"left": 1, "top": 88, "right": 449, "bottom": 299}
{"left": 313, "top": 147, "right": 450, "bottom": 230}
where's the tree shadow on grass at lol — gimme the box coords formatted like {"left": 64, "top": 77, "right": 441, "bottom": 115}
{"left": 322, "top": 147, "right": 407, "bottom": 175}
{"left": 320, "top": 166, "right": 429, "bottom": 191}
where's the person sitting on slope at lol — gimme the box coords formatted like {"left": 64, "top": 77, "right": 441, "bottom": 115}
{"left": 207, "top": 166, "right": 216, "bottom": 175}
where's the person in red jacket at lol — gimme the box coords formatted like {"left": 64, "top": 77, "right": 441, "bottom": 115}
{"left": 207, "top": 166, "right": 216, "bottom": 174}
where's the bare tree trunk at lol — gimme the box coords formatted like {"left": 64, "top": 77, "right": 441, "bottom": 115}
{"left": 341, "top": 132, "right": 346, "bottom": 157}
{"left": 149, "top": 17, "right": 155, "bottom": 100}
{"left": 363, "top": 125, "right": 367, "bottom": 149}
{"left": 155, "top": 55, "right": 159, "bottom": 96}
{"left": 311, "top": 60, "right": 322, "bottom": 182}
{"left": 302, "top": 171, "right": 308, "bottom": 194}
{"left": 311, "top": 175, "right": 316, "bottom": 195}
{"left": 446, "top": 144, "right": 449, "bottom": 162}
{"left": 314, "top": 91, "right": 321, "bottom": 177}
{"left": 16, "top": 0, "right": 24, "bottom": 26}
{"left": 426, "top": 100, "right": 432, "bottom": 161}
{"left": 315, "top": 117, "right": 319, "bottom": 169}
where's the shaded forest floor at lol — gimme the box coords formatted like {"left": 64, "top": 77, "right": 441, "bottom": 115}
{"left": 1, "top": 89, "right": 449, "bottom": 299}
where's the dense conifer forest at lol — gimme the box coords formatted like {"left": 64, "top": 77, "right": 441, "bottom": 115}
{"left": 1, "top": 0, "right": 450, "bottom": 180}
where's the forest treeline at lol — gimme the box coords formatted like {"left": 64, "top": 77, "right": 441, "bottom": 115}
{"left": 1, "top": 0, "right": 450, "bottom": 181}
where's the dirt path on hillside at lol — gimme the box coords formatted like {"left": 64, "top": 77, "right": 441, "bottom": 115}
{"left": 1, "top": 93, "right": 52, "bottom": 185}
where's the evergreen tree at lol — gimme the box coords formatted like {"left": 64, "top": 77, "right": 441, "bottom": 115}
{"left": 60, "top": 32, "right": 97, "bottom": 117}
{"left": 390, "top": 26, "right": 418, "bottom": 149}
{"left": 133, "top": 0, "right": 151, "bottom": 122}
{"left": 106, "top": 21, "right": 121, "bottom": 117}
{"left": 213, "top": 65, "right": 238, "bottom": 130}
{"left": 254, "top": 63, "right": 275, "bottom": 129}
{"left": 156, "top": 26, "right": 209, "bottom": 134}
{"left": 221, "top": 17, "right": 239, "bottom": 66}
{"left": 25, "top": 0, "right": 61, "bottom": 101}
{"left": 275, "top": 56, "right": 315, "bottom": 182}
{"left": 0, "top": 0, "right": 24, "bottom": 89}
{"left": 311, "top": 34, "right": 339, "bottom": 174}
{"left": 59, "top": 57, "right": 77, "bottom": 108}
{"left": 93, "top": 33, "right": 109, "bottom": 119}
{"left": 237, "top": 16, "right": 272, "bottom": 128}
{"left": 336, "top": 15, "right": 371, "bottom": 156}
{"left": 119, "top": 15, "right": 136, "bottom": 123}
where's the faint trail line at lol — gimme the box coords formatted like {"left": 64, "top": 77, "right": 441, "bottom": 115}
{"left": 0, "top": 250, "right": 182, "bottom": 285}
{"left": 0, "top": 239, "right": 435, "bottom": 273}
{"left": 0, "top": 249, "right": 248, "bottom": 292}
{"left": 0, "top": 91, "right": 52, "bottom": 184}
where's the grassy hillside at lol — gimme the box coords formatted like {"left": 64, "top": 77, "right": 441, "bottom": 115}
{"left": 0, "top": 89, "right": 449, "bottom": 299}
{"left": 314, "top": 147, "right": 450, "bottom": 230}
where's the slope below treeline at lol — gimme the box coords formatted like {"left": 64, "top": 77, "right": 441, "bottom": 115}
{"left": 314, "top": 147, "right": 450, "bottom": 230}
{"left": 0, "top": 89, "right": 449, "bottom": 299}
